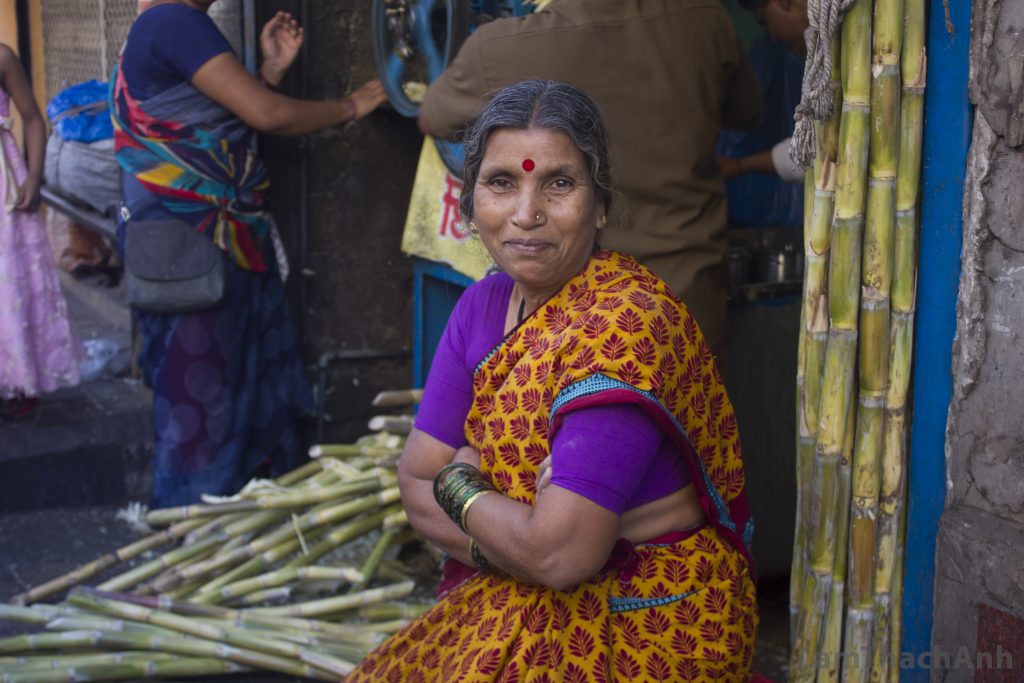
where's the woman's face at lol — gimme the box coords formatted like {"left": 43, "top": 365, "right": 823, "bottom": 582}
{"left": 472, "top": 126, "right": 602, "bottom": 295}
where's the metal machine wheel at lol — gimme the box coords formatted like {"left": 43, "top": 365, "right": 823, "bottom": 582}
{"left": 372, "top": 0, "right": 469, "bottom": 118}
{"left": 373, "top": 0, "right": 533, "bottom": 173}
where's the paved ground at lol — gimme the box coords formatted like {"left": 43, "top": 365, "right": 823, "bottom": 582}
{"left": 0, "top": 275, "right": 792, "bottom": 681}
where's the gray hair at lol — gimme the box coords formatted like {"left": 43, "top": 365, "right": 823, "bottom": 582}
{"left": 459, "top": 79, "right": 613, "bottom": 221}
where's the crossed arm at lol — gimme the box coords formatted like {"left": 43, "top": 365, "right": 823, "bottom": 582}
{"left": 397, "top": 428, "right": 621, "bottom": 591}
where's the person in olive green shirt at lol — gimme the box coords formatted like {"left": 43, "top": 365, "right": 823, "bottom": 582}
{"left": 419, "top": 0, "right": 762, "bottom": 360}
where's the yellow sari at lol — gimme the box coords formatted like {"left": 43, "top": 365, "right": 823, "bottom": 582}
{"left": 348, "top": 251, "right": 757, "bottom": 682}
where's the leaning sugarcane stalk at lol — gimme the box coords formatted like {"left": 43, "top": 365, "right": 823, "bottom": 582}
{"left": 817, "top": 397, "right": 856, "bottom": 683}
{"left": 790, "top": 0, "right": 872, "bottom": 678}
{"left": 9, "top": 518, "right": 207, "bottom": 606}
{"left": 353, "top": 528, "right": 400, "bottom": 591}
{"left": 871, "top": 0, "right": 924, "bottom": 677}
{"left": 844, "top": 0, "right": 902, "bottom": 678}
{"left": 95, "top": 533, "right": 228, "bottom": 593}
{"left": 792, "top": 32, "right": 843, "bottom": 648}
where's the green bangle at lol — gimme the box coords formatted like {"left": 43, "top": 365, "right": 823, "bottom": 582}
{"left": 434, "top": 463, "right": 495, "bottom": 532}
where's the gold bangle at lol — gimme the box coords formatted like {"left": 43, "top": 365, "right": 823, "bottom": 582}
{"left": 460, "top": 489, "right": 491, "bottom": 532}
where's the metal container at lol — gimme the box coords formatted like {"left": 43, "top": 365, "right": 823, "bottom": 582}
{"left": 747, "top": 245, "right": 804, "bottom": 284}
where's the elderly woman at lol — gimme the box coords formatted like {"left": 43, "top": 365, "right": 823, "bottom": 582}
{"left": 348, "top": 80, "right": 757, "bottom": 682}
{"left": 112, "top": 1, "right": 385, "bottom": 507}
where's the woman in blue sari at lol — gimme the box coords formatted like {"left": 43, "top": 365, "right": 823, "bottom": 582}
{"left": 113, "top": 1, "right": 386, "bottom": 507}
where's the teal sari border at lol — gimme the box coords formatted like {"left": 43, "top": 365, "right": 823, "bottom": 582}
{"left": 550, "top": 374, "right": 753, "bottom": 550}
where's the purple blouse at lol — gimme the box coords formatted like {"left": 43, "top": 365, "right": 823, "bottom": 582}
{"left": 415, "top": 272, "right": 691, "bottom": 514}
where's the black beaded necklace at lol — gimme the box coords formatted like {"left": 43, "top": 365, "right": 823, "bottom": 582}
{"left": 517, "top": 297, "right": 526, "bottom": 324}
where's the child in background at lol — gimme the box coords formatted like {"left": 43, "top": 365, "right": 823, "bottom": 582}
{"left": 0, "top": 44, "right": 79, "bottom": 417}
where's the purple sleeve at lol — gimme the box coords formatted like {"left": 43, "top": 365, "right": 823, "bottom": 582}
{"left": 549, "top": 404, "right": 691, "bottom": 514}
{"left": 414, "top": 305, "right": 474, "bottom": 449}
{"left": 414, "top": 273, "right": 513, "bottom": 448}
{"left": 123, "top": 5, "right": 233, "bottom": 99}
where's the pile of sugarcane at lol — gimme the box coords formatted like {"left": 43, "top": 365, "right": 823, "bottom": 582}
{"left": 0, "top": 393, "right": 436, "bottom": 682}
{"left": 789, "top": 0, "right": 925, "bottom": 679}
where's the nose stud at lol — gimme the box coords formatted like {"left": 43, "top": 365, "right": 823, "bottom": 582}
{"left": 535, "top": 213, "right": 541, "bottom": 222}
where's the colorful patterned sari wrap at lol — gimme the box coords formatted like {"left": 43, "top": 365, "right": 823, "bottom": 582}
{"left": 110, "top": 59, "right": 272, "bottom": 272}
{"left": 111, "top": 57, "right": 312, "bottom": 508}
{"left": 349, "top": 251, "right": 758, "bottom": 682}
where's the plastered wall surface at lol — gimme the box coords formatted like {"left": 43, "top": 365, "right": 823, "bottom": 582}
{"left": 932, "top": 0, "right": 1024, "bottom": 679}
{"left": 258, "top": 1, "right": 421, "bottom": 442}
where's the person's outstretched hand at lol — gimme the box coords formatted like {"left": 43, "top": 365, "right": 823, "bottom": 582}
{"left": 260, "top": 11, "right": 304, "bottom": 87}
{"left": 346, "top": 79, "right": 388, "bottom": 121}
{"left": 14, "top": 176, "right": 41, "bottom": 212}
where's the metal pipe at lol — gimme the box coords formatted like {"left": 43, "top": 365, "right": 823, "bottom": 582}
{"left": 40, "top": 185, "right": 118, "bottom": 243}
{"left": 899, "top": 1, "right": 972, "bottom": 679}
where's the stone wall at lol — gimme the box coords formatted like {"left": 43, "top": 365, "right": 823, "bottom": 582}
{"left": 257, "top": 1, "right": 422, "bottom": 442}
{"left": 932, "top": 0, "right": 1024, "bottom": 679}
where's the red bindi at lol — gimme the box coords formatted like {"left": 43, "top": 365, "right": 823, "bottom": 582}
{"left": 522, "top": 159, "right": 535, "bottom": 172}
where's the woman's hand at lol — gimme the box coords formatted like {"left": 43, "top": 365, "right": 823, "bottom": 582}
{"left": 14, "top": 176, "right": 41, "bottom": 212}
{"left": 259, "top": 11, "right": 304, "bottom": 87}
{"left": 451, "top": 446, "right": 481, "bottom": 469}
{"left": 343, "top": 79, "right": 388, "bottom": 122}
{"left": 536, "top": 455, "right": 553, "bottom": 495}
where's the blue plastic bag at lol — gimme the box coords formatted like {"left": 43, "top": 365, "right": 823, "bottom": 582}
{"left": 46, "top": 79, "right": 113, "bottom": 143}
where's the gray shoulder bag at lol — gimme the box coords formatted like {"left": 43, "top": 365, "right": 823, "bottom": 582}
{"left": 124, "top": 218, "right": 226, "bottom": 314}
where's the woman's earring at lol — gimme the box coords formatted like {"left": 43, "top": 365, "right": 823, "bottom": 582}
{"left": 598, "top": 215, "right": 607, "bottom": 229}
{"left": 468, "top": 222, "right": 479, "bottom": 234}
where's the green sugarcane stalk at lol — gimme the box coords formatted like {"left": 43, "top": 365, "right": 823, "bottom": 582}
{"left": 793, "top": 53, "right": 840, "bottom": 632}
{"left": 0, "top": 651, "right": 178, "bottom": 673}
{"left": 359, "top": 602, "right": 431, "bottom": 621}
{"left": 96, "top": 532, "right": 227, "bottom": 593}
{"left": 792, "top": 0, "right": 872, "bottom": 676}
{"left": 183, "top": 509, "right": 289, "bottom": 547}
{"left": 308, "top": 444, "right": 362, "bottom": 458}
{"left": 34, "top": 628, "right": 334, "bottom": 680}
{"left": 9, "top": 518, "right": 207, "bottom": 606}
{"left": 165, "top": 488, "right": 397, "bottom": 593}
{"left": 145, "top": 472, "right": 391, "bottom": 525}
{"left": 283, "top": 506, "right": 399, "bottom": 570}
{"left": 817, "top": 396, "right": 856, "bottom": 683}
{"left": 67, "top": 592, "right": 354, "bottom": 677}
{"left": 868, "top": 0, "right": 922, "bottom": 676}
{"left": 363, "top": 619, "right": 414, "bottom": 634}
{"left": 187, "top": 525, "right": 332, "bottom": 598}
{"left": 275, "top": 457, "right": 330, "bottom": 487}
{"left": 353, "top": 528, "right": 400, "bottom": 591}
{"left": 247, "top": 581, "right": 416, "bottom": 618}
{"left": 83, "top": 590, "right": 384, "bottom": 647}
{"left": 1, "top": 656, "right": 247, "bottom": 683}
{"left": 230, "top": 586, "right": 293, "bottom": 607}
{"left": 202, "top": 565, "right": 365, "bottom": 605}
